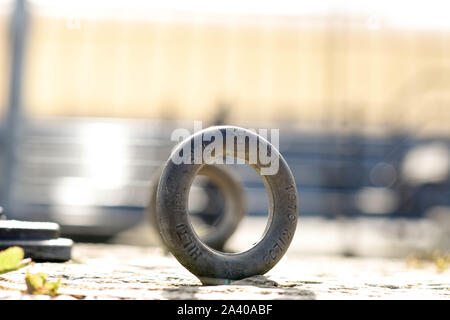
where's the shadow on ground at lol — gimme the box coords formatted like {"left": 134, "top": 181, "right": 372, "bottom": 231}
{"left": 160, "top": 275, "right": 316, "bottom": 300}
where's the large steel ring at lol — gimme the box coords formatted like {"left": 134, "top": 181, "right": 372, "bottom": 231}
{"left": 148, "top": 164, "right": 246, "bottom": 251}
{"left": 156, "top": 126, "right": 299, "bottom": 284}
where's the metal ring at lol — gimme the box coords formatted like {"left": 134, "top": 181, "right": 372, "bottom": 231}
{"left": 148, "top": 164, "right": 246, "bottom": 251}
{"left": 157, "top": 126, "right": 299, "bottom": 284}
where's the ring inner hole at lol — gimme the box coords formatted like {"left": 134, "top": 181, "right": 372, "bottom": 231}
{"left": 188, "top": 174, "right": 225, "bottom": 238}
{"left": 226, "top": 163, "right": 271, "bottom": 253}
{"left": 190, "top": 163, "right": 270, "bottom": 254}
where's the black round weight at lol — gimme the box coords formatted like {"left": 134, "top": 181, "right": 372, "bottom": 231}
{"left": 156, "top": 126, "right": 299, "bottom": 284}
{"left": 148, "top": 164, "right": 246, "bottom": 251}
{"left": 0, "top": 220, "right": 60, "bottom": 240}
{"left": 0, "top": 220, "right": 73, "bottom": 262}
{"left": 0, "top": 238, "right": 73, "bottom": 262}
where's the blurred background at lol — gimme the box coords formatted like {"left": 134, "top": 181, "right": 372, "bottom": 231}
{"left": 0, "top": 0, "right": 449, "bottom": 257}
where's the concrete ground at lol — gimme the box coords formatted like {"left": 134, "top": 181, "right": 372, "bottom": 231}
{"left": 0, "top": 217, "right": 449, "bottom": 300}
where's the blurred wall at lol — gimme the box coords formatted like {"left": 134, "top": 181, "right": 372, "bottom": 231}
{"left": 1, "top": 9, "right": 449, "bottom": 133}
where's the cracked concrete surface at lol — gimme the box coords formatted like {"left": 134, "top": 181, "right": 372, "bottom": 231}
{"left": 0, "top": 243, "right": 448, "bottom": 299}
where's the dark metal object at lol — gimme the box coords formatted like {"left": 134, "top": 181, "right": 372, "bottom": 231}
{"left": 148, "top": 164, "right": 246, "bottom": 251}
{"left": 0, "top": 238, "right": 72, "bottom": 262}
{"left": 0, "top": 219, "right": 73, "bottom": 262}
{"left": 156, "top": 126, "right": 299, "bottom": 284}
{"left": 0, "top": 220, "right": 60, "bottom": 240}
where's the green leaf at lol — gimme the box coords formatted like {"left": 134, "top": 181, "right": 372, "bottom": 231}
{"left": 25, "top": 270, "right": 61, "bottom": 297}
{"left": 0, "top": 246, "right": 30, "bottom": 274}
